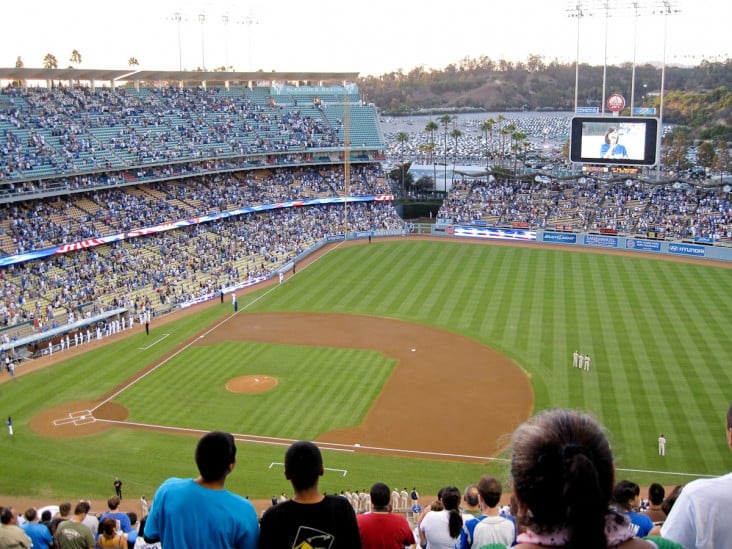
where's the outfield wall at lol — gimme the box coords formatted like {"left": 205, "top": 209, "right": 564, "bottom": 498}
{"left": 427, "top": 224, "right": 732, "bottom": 263}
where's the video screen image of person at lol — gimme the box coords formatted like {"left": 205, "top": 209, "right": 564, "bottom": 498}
{"left": 600, "top": 127, "right": 628, "bottom": 159}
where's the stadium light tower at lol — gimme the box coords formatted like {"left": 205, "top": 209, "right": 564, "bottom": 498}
{"left": 566, "top": 0, "right": 680, "bottom": 117}
{"left": 243, "top": 13, "right": 259, "bottom": 72}
{"left": 171, "top": 11, "right": 184, "bottom": 71}
{"left": 567, "top": 3, "right": 585, "bottom": 113}
{"left": 198, "top": 13, "right": 207, "bottom": 71}
{"left": 222, "top": 15, "right": 230, "bottom": 70}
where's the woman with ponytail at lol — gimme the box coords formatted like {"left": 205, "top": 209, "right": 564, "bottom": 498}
{"left": 510, "top": 409, "right": 678, "bottom": 549}
{"left": 419, "top": 485, "right": 466, "bottom": 549}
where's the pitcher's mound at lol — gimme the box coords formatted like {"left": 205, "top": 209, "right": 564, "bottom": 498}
{"left": 226, "top": 375, "right": 278, "bottom": 394}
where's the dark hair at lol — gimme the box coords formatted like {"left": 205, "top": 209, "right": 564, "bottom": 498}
{"left": 511, "top": 408, "right": 615, "bottom": 549}
{"left": 101, "top": 517, "right": 118, "bottom": 537}
{"left": 195, "top": 431, "right": 237, "bottom": 481}
{"left": 439, "top": 486, "right": 463, "bottom": 539}
{"left": 59, "top": 502, "right": 72, "bottom": 516}
{"left": 74, "top": 501, "right": 90, "bottom": 515}
{"left": 612, "top": 480, "right": 640, "bottom": 510}
{"left": 727, "top": 403, "right": 732, "bottom": 430}
{"left": 107, "top": 496, "right": 121, "bottom": 510}
{"left": 0, "top": 506, "right": 13, "bottom": 525}
{"left": 464, "top": 484, "right": 479, "bottom": 507}
{"left": 285, "top": 440, "right": 323, "bottom": 491}
{"left": 477, "top": 476, "right": 502, "bottom": 509}
{"left": 24, "top": 508, "right": 38, "bottom": 522}
{"left": 604, "top": 127, "right": 619, "bottom": 143}
{"left": 127, "top": 511, "right": 137, "bottom": 526}
{"left": 41, "top": 510, "right": 52, "bottom": 522}
{"left": 370, "top": 482, "right": 391, "bottom": 508}
{"left": 662, "top": 485, "right": 684, "bottom": 515}
{"left": 648, "top": 483, "right": 665, "bottom": 505}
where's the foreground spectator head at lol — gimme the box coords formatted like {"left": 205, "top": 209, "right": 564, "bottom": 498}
{"left": 661, "top": 485, "right": 683, "bottom": 516}
{"left": 369, "top": 482, "right": 391, "bottom": 510}
{"left": 107, "top": 496, "right": 121, "bottom": 510}
{"left": 195, "top": 430, "right": 237, "bottom": 482}
{"left": 511, "top": 408, "right": 617, "bottom": 547}
{"left": 101, "top": 517, "right": 117, "bottom": 537}
{"left": 477, "top": 475, "right": 502, "bottom": 509}
{"left": 463, "top": 483, "right": 480, "bottom": 516}
{"left": 59, "top": 502, "right": 72, "bottom": 517}
{"left": 284, "top": 440, "right": 323, "bottom": 491}
{"left": 0, "top": 506, "right": 15, "bottom": 525}
{"left": 612, "top": 480, "right": 641, "bottom": 511}
{"left": 648, "top": 483, "right": 665, "bottom": 506}
{"left": 75, "top": 501, "right": 90, "bottom": 516}
{"left": 23, "top": 507, "right": 38, "bottom": 522}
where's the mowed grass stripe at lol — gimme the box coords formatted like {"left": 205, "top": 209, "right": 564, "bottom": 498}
{"left": 119, "top": 343, "right": 394, "bottom": 438}
{"left": 3, "top": 240, "right": 731, "bottom": 504}
{"left": 650, "top": 264, "right": 724, "bottom": 470}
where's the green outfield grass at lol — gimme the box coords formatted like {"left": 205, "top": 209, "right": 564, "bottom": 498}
{"left": 1, "top": 239, "right": 730, "bottom": 503}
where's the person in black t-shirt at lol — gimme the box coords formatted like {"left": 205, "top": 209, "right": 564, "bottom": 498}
{"left": 258, "top": 441, "right": 361, "bottom": 549}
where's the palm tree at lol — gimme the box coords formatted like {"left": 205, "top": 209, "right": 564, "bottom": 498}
{"left": 396, "top": 131, "right": 409, "bottom": 196}
{"left": 480, "top": 119, "right": 494, "bottom": 168}
{"left": 70, "top": 50, "right": 82, "bottom": 67}
{"left": 450, "top": 127, "right": 462, "bottom": 174}
{"left": 511, "top": 130, "right": 527, "bottom": 172}
{"left": 439, "top": 115, "right": 453, "bottom": 192}
{"left": 424, "top": 120, "right": 439, "bottom": 187}
{"left": 128, "top": 57, "right": 139, "bottom": 69}
{"left": 43, "top": 53, "right": 58, "bottom": 69}
{"left": 495, "top": 115, "right": 506, "bottom": 166}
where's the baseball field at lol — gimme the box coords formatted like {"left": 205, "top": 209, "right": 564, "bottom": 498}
{"left": 1, "top": 238, "right": 731, "bottom": 506}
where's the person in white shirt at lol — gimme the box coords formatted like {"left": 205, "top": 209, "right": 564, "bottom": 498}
{"left": 660, "top": 403, "right": 732, "bottom": 549}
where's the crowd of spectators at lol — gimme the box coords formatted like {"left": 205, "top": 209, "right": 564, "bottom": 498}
{"left": 1, "top": 84, "right": 356, "bottom": 182}
{"left": 0, "top": 164, "right": 401, "bottom": 341}
{"left": 436, "top": 176, "right": 732, "bottom": 241}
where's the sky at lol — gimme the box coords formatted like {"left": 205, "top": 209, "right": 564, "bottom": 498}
{"left": 2, "top": 0, "right": 729, "bottom": 77}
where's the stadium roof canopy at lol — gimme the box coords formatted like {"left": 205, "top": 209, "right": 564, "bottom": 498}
{"left": 0, "top": 67, "right": 360, "bottom": 86}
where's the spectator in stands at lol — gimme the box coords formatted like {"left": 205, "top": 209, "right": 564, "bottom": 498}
{"left": 54, "top": 501, "right": 95, "bottom": 549}
{"left": 510, "top": 408, "right": 668, "bottom": 548}
{"left": 612, "top": 480, "right": 654, "bottom": 538}
{"left": 641, "top": 484, "right": 667, "bottom": 525}
{"left": 258, "top": 440, "right": 361, "bottom": 548}
{"left": 661, "top": 485, "right": 683, "bottom": 518}
{"left": 99, "top": 496, "right": 132, "bottom": 534}
{"left": 462, "top": 484, "right": 481, "bottom": 519}
{"left": 419, "top": 485, "right": 465, "bottom": 549}
{"left": 78, "top": 499, "right": 98, "bottom": 538}
{"left": 143, "top": 430, "right": 258, "bottom": 549}
{"left": 97, "top": 516, "right": 129, "bottom": 548}
{"left": 0, "top": 505, "right": 33, "bottom": 548}
{"left": 459, "top": 475, "right": 515, "bottom": 549}
{"left": 659, "top": 403, "right": 732, "bottom": 548}
{"left": 21, "top": 507, "right": 54, "bottom": 549}
{"left": 356, "top": 482, "right": 416, "bottom": 549}
{"left": 50, "top": 501, "right": 72, "bottom": 535}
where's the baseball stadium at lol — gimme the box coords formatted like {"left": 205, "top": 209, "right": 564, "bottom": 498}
{"left": 0, "top": 66, "right": 730, "bottom": 543}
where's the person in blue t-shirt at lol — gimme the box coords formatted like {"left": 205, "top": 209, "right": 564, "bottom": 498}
{"left": 612, "top": 480, "right": 654, "bottom": 538}
{"left": 143, "top": 430, "right": 259, "bottom": 549}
